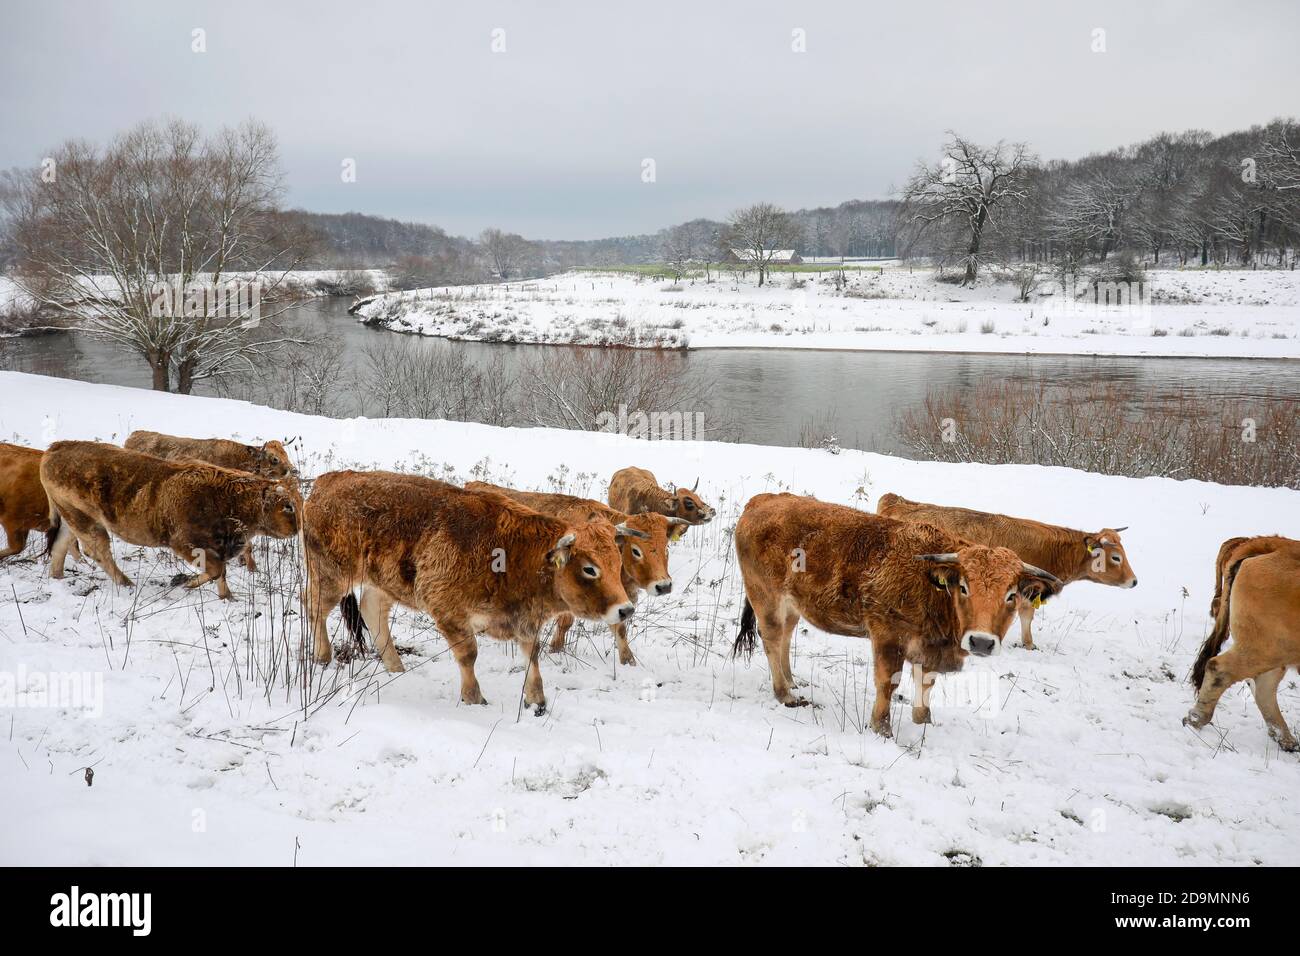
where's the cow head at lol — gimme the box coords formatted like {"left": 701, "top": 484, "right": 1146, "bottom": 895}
{"left": 617, "top": 513, "right": 688, "bottom": 597}
{"left": 547, "top": 519, "right": 635, "bottom": 624}
{"left": 259, "top": 479, "right": 301, "bottom": 538}
{"left": 917, "top": 546, "right": 1064, "bottom": 657}
{"left": 1080, "top": 527, "right": 1137, "bottom": 589}
{"left": 255, "top": 439, "right": 298, "bottom": 478}
{"left": 663, "top": 478, "right": 715, "bottom": 524}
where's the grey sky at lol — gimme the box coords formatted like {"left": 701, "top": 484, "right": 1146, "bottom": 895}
{"left": 3, "top": 0, "right": 1297, "bottom": 240}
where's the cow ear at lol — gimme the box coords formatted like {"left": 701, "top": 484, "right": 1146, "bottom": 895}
{"left": 925, "top": 566, "right": 955, "bottom": 591}
{"left": 1082, "top": 535, "right": 1100, "bottom": 555}
{"left": 1019, "top": 575, "right": 1063, "bottom": 606}
{"left": 547, "top": 532, "right": 576, "bottom": 568}
{"left": 660, "top": 495, "right": 676, "bottom": 512}
{"left": 667, "top": 518, "right": 689, "bottom": 542}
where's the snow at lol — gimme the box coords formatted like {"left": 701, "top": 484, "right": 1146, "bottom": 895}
{"left": 1, "top": 369, "right": 1299, "bottom": 866}
{"left": 354, "top": 266, "right": 1300, "bottom": 359}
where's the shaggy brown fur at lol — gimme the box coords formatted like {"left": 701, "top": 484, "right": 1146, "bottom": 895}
{"left": 40, "top": 441, "right": 299, "bottom": 598}
{"left": 733, "top": 493, "right": 1062, "bottom": 736}
{"left": 466, "top": 481, "right": 689, "bottom": 665}
{"left": 124, "top": 430, "right": 298, "bottom": 573}
{"left": 1186, "top": 535, "right": 1300, "bottom": 750}
{"left": 608, "top": 466, "right": 715, "bottom": 524}
{"left": 0, "top": 443, "right": 53, "bottom": 560}
{"left": 876, "top": 492, "right": 1136, "bottom": 649}
{"left": 303, "top": 471, "right": 634, "bottom": 714}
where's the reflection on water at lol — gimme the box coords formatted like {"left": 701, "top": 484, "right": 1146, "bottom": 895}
{"left": 3, "top": 298, "right": 1296, "bottom": 455}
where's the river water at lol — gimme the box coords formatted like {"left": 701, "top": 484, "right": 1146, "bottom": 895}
{"left": 3, "top": 298, "right": 1296, "bottom": 455}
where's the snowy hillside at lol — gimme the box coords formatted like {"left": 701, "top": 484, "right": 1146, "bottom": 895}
{"left": 355, "top": 267, "right": 1300, "bottom": 358}
{"left": 1, "top": 370, "right": 1298, "bottom": 865}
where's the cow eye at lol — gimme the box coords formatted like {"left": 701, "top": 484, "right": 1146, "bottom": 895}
{"left": 283, "top": 502, "right": 295, "bottom": 514}
{"left": 631, "top": 546, "right": 643, "bottom": 559}
{"left": 582, "top": 565, "right": 599, "bottom": 579}
{"left": 1110, "top": 554, "right": 1121, "bottom": 564}
{"left": 684, "top": 500, "right": 695, "bottom": 510}
{"left": 958, "top": 581, "right": 969, "bottom": 596}
{"left": 1005, "top": 590, "right": 1016, "bottom": 604}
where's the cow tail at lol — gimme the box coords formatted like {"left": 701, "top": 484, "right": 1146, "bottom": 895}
{"left": 44, "top": 512, "right": 61, "bottom": 557}
{"left": 1191, "top": 555, "right": 1244, "bottom": 690}
{"left": 339, "top": 592, "right": 369, "bottom": 653}
{"left": 732, "top": 598, "right": 757, "bottom": 660}
{"left": 1208, "top": 536, "right": 1247, "bottom": 618}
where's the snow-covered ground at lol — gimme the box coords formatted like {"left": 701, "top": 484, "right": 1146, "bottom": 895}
{"left": 355, "top": 266, "right": 1300, "bottom": 358}
{"left": 2, "top": 370, "right": 1298, "bottom": 866}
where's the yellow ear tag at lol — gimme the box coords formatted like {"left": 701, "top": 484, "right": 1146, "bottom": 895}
{"left": 551, "top": 554, "right": 564, "bottom": 569}
{"left": 1031, "top": 595, "right": 1042, "bottom": 609}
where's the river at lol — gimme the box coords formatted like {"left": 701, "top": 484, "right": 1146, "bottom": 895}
{"left": 3, "top": 298, "right": 1296, "bottom": 456}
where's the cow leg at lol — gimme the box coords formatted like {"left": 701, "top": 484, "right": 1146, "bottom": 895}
{"left": 359, "top": 587, "right": 403, "bottom": 673}
{"left": 1251, "top": 667, "right": 1299, "bottom": 752}
{"left": 778, "top": 608, "right": 800, "bottom": 688}
{"left": 611, "top": 620, "right": 637, "bottom": 666}
{"left": 441, "top": 623, "right": 486, "bottom": 705}
{"left": 180, "top": 551, "right": 231, "bottom": 599}
{"left": 0, "top": 523, "right": 29, "bottom": 559}
{"left": 870, "top": 639, "right": 904, "bottom": 737}
{"left": 517, "top": 631, "right": 547, "bottom": 715}
{"left": 1018, "top": 600, "right": 1036, "bottom": 650}
{"left": 912, "top": 661, "right": 933, "bottom": 725}
{"left": 80, "top": 523, "right": 132, "bottom": 588}
{"left": 304, "top": 557, "right": 347, "bottom": 666}
{"left": 48, "top": 517, "right": 74, "bottom": 578}
{"left": 550, "top": 613, "right": 574, "bottom": 653}
{"left": 757, "top": 606, "right": 804, "bottom": 706}
{"left": 1185, "top": 645, "right": 1267, "bottom": 730}
{"left": 241, "top": 542, "right": 257, "bottom": 573}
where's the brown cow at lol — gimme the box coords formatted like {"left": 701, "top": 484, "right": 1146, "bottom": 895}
{"left": 123, "top": 430, "right": 298, "bottom": 573}
{"left": 124, "top": 430, "right": 297, "bottom": 478}
{"left": 466, "top": 481, "right": 689, "bottom": 665}
{"left": 0, "top": 443, "right": 54, "bottom": 560}
{"left": 1185, "top": 535, "right": 1300, "bottom": 750}
{"left": 876, "top": 493, "right": 1136, "bottom": 650}
{"left": 41, "top": 441, "right": 300, "bottom": 599}
{"left": 303, "top": 471, "right": 635, "bottom": 715}
{"left": 608, "top": 466, "right": 715, "bottom": 525}
{"left": 733, "top": 493, "right": 1062, "bottom": 736}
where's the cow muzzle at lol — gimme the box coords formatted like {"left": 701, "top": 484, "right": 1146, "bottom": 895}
{"left": 651, "top": 579, "right": 672, "bottom": 596}
{"left": 605, "top": 602, "right": 636, "bottom": 625}
{"left": 961, "top": 631, "right": 1000, "bottom": 657}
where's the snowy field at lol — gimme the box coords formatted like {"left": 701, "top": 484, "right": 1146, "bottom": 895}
{"left": 2, "top": 369, "right": 1299, "bottom": 866}
{"left": 355, "top": 266, "right": 1300, "bottom": 358}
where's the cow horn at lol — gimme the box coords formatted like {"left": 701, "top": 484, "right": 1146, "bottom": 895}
{"left": 613, "top": 522, "right": 650, "bottom": 540}
{"left": 667, "top": 516, "right": 690, "bottom": 527}
{"left": 915, "top": 553, "right": 960, "bottom": 563}
{"left": 1113, "top": 526, "right": 1128, "bottom": 532}
{"left": 692, "top": 477, "right": 699, "bottom": 491}
{"left": 1021, "top": 562, "right": 1063, "bottom": 585}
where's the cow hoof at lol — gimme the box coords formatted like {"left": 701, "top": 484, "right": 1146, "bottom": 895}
{"left": 870, "top": 720, "right": 893, "bottom": 739}
{"left": 782, "top": 696, "right": 810, "bottom": 708}
{"left": 912, "top": 707, "right": 932, "bottom": 725}
{"left": 619, "top": 653, "right": 637, "bottom": 666}
{"left": 461, "top": 691, "right": 487, "bottom": 706}
{"left": 1182, "top": 712, "right": 1208, "bottom": 730}
{"left": 531, "top": 702, "right": 548, "bottom": 718}
{"left": 169, "top": 572, "right": 192, "bottom": 587}
{"left": 1019, "top": 643, "right": 1037, "bottom": 652}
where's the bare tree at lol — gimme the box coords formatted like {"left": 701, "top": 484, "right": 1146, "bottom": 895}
{"left": 5, "top": 118, "right": 312, "bottom": 392}
{"left": 479, "top": 228, "right": 529, "bottom": 280}
{"left": 724, "top": 202, "right": 798, "bottom": 286}
{"left": 660, "top": 223, "right": 698, "bottom": 281}
{"left": 902, "top": 133, "right": 1035, "bottom": 285}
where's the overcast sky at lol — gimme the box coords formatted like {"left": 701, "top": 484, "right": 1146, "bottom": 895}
{"left": 3, "top": 0, "right": 1297, "bottom": 240}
